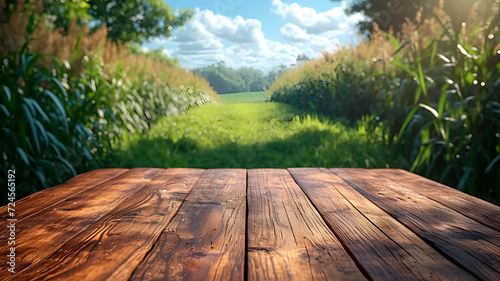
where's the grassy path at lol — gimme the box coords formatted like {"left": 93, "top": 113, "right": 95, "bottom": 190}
{"left": 109, "top": 92, "right": 396, "bottom": 169}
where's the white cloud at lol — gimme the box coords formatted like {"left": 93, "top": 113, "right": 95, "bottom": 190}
{"left": 149, "top": 3, "right": 362, "bottom": 70}
{"left": 271, "top": 0, "right": 362, "bottom": 35}
{"left": 197, "top": 10, "right": 264, "bottom": 43}
{"left": 271, "top": 1, "right": 362, "bottom": 61}
{"left": 177, "top": 39, "right": 224, "bottom": 51}
{"left": 165, "top": 8, "right": 303, "bottom": 69}
{"left": 175, "top": 8, "right": 264, "bottom": 45}
{"left": 280, "top": 23, "right": 310, "bottom": 42}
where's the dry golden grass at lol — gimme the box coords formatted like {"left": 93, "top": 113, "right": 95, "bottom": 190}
{"left": 271, "top": 0, "right": 498, "bottom": 94}
{"left": 100, "top": 40, "right": 215, "bottom": 96}
{"left": 0, "top": 0, "right": 216, "bottom": 98}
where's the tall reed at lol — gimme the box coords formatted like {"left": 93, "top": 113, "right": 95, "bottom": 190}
{"left": 269, "top": 0, "right": 500, "bottom": 203}
{"left": 0, "top": 1, "right": 217, "bottom": 203}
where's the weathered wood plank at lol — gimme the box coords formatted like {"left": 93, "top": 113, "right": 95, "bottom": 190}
{"left": 289, "top": 168, "right": 475, "bottom": 281}
{"left": 332, "top": 168, "right": 500, "bottom": 280}
{"left": 247, "top": 169, "right": 366, "bottom": 280}
{"left": 0, "top": 169, "right": 128, "bottom": 221}
{"left": 0, "top": 168, "right": 162, "bottom": 278}
{"left": 10, "top": 168, "right": 204, "bottom": 281}
{"left": 131, "top": 169, "right": 246, "bottom": 281}
{"left": 373, "top": 168, "right": 500, "bottom": 232}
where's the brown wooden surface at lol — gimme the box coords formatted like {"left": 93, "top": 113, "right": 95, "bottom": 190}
{"left": 10, "top": 168, "right": 204, "bottom": 281}
{"left": 130, "top": 169, "right": 246, "bottom": 281}
{"left": 373, "top": 168, "right": 500, "bottom": 232}
{"left": 247, "top": 169, "right": 366, "bottom": 280}
{"left": 332, "top": 168, "right": 500, "bottom": 280}
{"left": 0, "top": 168, "right": 162, "bottom": 277}
{"left": 289, "top": 168, "right": 476, "bottom": 281}
{"left": 2, "top": 167, "right": 499, "bottom": 281}
{"left": 0, "top": 168, "right": 127, "bottom": 222}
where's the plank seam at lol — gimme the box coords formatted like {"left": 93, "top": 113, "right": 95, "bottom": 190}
{"left": 286, "top": 168, "right": 374, "bottom": 281}
{"left": 4, "top": 169, "right": 129, "bottom": 223}
{"left": 5, "top": 169, "right": 163, "bottom": 280}
{"left": 372, "top": 169, "right": 500, "bottom": 232}
{"left": 128, "top": 169, "right": 208, "bottom": 280}
{"left": 333, "top": 176, "right": 418, "bottom": 256}
{"left": 244, "top": 169, "right": 249, "bottom": 281}
{"left": 334, "top": 172, "right": 484, "bottom": 281}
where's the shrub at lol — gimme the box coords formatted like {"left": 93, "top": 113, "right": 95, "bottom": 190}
{"left": 269, "top": 2, "right": 500, "bottom": 203}
{"left": 0, "top": 2, "right": 217, "bottom": 203}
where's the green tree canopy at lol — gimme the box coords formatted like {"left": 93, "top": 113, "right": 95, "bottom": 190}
{"left": 193, "top": 62, "right": 287, "bottom": 94}
{"left": 42, "top": 0, "right": 193, "bottom": 43}
{"left": 334, "top": 0, "right": 423, "bottom": 35}
{"left": 43, "top": 0, "right": 92, "bottom": 30}
{"left": 336, "top": 0, "right": 497, "bottom": 37}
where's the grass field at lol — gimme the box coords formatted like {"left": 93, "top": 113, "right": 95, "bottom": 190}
{"left": 218, "top": 91, "right": 268, "bottom": 103}
{"left": 107, "top": 92, "right": 401, "bottom": 169}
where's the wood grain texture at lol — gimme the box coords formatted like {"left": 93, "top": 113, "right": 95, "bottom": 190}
{"left": 0, "top": 169, "right": 128, "bottom": 221}
{"left": 373, "top": 168, "right": 500, "bottom": 232}
{"left": 131, "top": 169, "right": 246, "bottom": 281}
{"left": 10, "top": 168, "right": 204, "bottom": 281}
{"left": 247, "top": 169, "right": 366, "bottom": 280}
{"left": 0, "top": 168, "right": 162, "bottom": 278}
{"left": 332, "top": 168, "right": 500, "bottom": 280}
{"left": 289, "top": 168, "right": 475, "bottom": 281}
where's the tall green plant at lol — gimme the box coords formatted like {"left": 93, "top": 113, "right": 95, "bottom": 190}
{"left": 390, "top": 9, "right": 500, "bottom": 202}
{"left": 1, "top": 43, "right": 76, "bottom": 200}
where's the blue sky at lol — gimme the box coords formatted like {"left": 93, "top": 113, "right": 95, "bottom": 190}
{"left": 146, "top": 0, "right": 364, "bottom": 71}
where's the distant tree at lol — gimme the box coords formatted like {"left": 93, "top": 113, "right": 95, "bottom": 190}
{"left": 296, "top": 53, "right": 310, "bottom": 62}
{"left": 266, "top": 64, "right": 289, "bottom": 85}
{"left": 194, "top": 62, "right": 244, "bottom": 94}
{"left": 237, "top": 67, "right": 267, "bottom": 91}
{"left": 194, "top": 62, "right": 277, "bottom": 94}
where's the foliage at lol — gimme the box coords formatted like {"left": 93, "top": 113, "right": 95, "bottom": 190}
{"left": 1, "top": 43, "right": 77, "bottom": 198}
{"left": 13, "top": 0, "right": 194, "bottom": 43}
{"left": 0, "top": 3, "right": 216, "bottom": 204}
{"left": 42, "top": 0, "right": 92, "bottom": 31}
{"left": 335, "top": 0, "right": 496, "bottom": 38}
{"left": 270, "top": 2, "right": 500, "bottom": 203}
{"left": 109, "top": 98, "right": 398, "bottom": 170}
{"left": 266, "top": 64, "right": 290, "bottom": 86}
{"left": 127, "top": 44, "right": 179, "bottom": 66}
{"left": 270, "top": 53, "right": 372, "bottom": 122}
{"left": 333, "top": 0, "right": 423, "bottom": 35}
{"left": 296, "top": 53, "right": 310, "bottom": 63}
{"left": 193, "top": 61, "right": 288, "bottom": 94}
{"left": 0, "top": 24, "right": 107, "bottom": 200}
{"left": 86, "top": 0, "right": 193, "bottom": 43}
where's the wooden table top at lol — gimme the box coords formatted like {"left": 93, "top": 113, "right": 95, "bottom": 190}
{"left": 1, "top": 168, "right": 500, "bottom": 280}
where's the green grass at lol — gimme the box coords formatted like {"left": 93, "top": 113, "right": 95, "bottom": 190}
{"left": 107, "top": 100, "right": 401, "bottom": 169}
{"left": 218, "top": 91, "right": 269, "bottom": 103}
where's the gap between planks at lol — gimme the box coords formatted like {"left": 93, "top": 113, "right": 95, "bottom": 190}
{"left": 332, "top": 168, "right": 500, "bottom": 280}
{"left": 9, "top": 168, "right": 205, "bottom": 281}
{"left": 1, "top": 168, "right": 164, "bottom": 278}
{"left": 288, "top": 168, "right": 476, "bottom": 281}
{"left": 246, "top": 169, "right": 366, "bottom": 280}
{"left": 130, "top": 169, "right": 247, "bottom": 281}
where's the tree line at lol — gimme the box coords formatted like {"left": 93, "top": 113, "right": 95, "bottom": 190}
{"left": 193, "top": 62, "right": 289, "bottom": 94}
